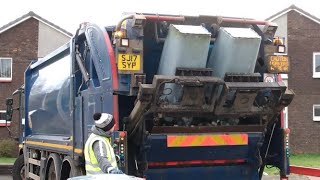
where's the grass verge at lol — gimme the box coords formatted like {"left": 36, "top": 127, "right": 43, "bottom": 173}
{"left": 0, "top": 157, "right": 16, "bottom": 164}
{"left": 290, "top": 154, "right": 320, "bottom": 167}
{"left": 264, "top": 154, "right": 320, "bottom": 175}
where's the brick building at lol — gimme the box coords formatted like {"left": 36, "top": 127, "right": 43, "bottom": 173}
{"left": 267, "top": 5, "right": 320, "bottom": 153}
{"left": 0, "top": 11, "right": 72, "bottom": 141}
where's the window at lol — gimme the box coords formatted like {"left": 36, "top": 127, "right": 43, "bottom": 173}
{"left": 313, "top": 53, "right": 320, "bottom": 78}
{"left": 0, "top": 57, "right": 12, "bottom": 82}
{"left": 313, "top": 105, "right": 320, "bottom": 121}
{"left": 0, "top": 110, "right": 10, "bottom": 127}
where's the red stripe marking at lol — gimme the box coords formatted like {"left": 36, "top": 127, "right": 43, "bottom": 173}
{"left": 167, "top": 136, "right": 175, "bottom": 146}
{"left": 290, "top": 166, "right": 320, "bottom": 177}
{"left": 144, "top": 15, "right": 184, "bottom": 22}
{"left": 240, "top": 134, "right": 248, "bottom": 144}
{"left": 103, "top": 32, "right": 119, "bottom": 129}
{"left": 209, "top": 135, "right": 219, "bottom": 145}
{"left": 103, "top": 32, "right": 118, "bottom": 89}
{"left": 202, "top": 136, "right": 216, "bottom": 146}
{"left": 167, "top": 134, "right": 248, "bottom": 147}
{"left": 148, "top": 159, "right": 246, "bottom": 168}
{"left": 180, "top": 136, "right": 195, "bottom": 146}
{"left": 221, "top": 134, "right": 236, "bottom": 145}
{"left": 113, "top": 95, "right": 119, "bottom": 130}
{"left": 167, "top": 136, "right": 178, "bottom": 145}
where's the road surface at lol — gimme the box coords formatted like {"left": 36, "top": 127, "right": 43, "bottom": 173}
{"left": 0, "top": 175, "right": 11, "bottom": 180}
{"left": 262, "top": 175, "right": 320, "bottom": 180}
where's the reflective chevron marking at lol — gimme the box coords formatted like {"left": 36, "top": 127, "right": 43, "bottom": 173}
{"left": 167, "top": 134, "right": 248, "bottom": 147}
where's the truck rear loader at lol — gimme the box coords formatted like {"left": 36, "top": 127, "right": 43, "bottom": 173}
{"left": 5, "top": 13, "right": 294, "bottom": 180}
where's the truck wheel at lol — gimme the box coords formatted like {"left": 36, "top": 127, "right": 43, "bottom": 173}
{"left": 48, "top": 162, "right": 57, "bottom": 180}
{"left": 12, "top": 155, "right": 25, "bottom": 180}
{"left": 46, "top": 153, "right": 61, "bottom": 180}
{"left": 60, "top": 156, "right": 84, "bottom": 180}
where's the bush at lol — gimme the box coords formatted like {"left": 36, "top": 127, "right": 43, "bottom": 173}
{"left": 0, "top": 139, "right": 17, "bottom": 157}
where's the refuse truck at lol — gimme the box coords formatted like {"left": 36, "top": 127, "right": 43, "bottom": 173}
{"left": 5, "top": 13, "right": 294, "bottom": 180}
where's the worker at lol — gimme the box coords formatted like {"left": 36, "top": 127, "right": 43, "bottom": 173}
{"left": 84, "top": 112, "right": 123, "bottom": 175}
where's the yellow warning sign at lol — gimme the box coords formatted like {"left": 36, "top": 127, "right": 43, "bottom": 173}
{"left": 267, "top": 55, "right": 290, "bottom": 73}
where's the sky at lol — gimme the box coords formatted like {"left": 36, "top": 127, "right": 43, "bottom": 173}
{"left": 0, "top": 0, "right": 319, "bottom": 33}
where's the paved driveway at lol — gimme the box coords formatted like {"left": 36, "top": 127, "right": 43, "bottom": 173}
{"left": 0, "top": 175, "right": 12, "bottom": 180}
{"left": 262, "top": 175, "right": 319, "bottom": 180}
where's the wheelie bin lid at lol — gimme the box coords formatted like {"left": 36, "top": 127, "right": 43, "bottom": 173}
{"left": 68, "top": 174, "right": 144, "bottom": 180}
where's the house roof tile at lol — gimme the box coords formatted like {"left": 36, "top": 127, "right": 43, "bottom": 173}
{"left": 0, "top": 11, "right": 72, "bottom": 37}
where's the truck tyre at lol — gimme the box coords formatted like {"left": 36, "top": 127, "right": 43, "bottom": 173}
{"left": 60, "top": 156, "right": 84, "bottom": 180}
{"left": 46, "top": 153, "right": 61, "bottom": 180}
{"left": 47, "top": 163, "right": 57, "bottom": 180}
{"left": 12, "top": 154, "right": 25, "bottom": 180}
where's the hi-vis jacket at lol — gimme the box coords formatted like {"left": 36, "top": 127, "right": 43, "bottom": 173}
{"left": 84, "top": 126, "right": 117, "bottom": 175}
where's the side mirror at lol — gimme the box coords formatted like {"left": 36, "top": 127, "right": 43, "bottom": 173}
{"left": 6, "top": 98, "right": 13, "bottom": 122}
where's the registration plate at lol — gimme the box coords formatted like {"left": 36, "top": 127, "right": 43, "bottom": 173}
{"left": 267, "top": 55, "right": 290, "bottom": 73}
{"left": 117, "top": 54, "right": 141, "bottom": 71}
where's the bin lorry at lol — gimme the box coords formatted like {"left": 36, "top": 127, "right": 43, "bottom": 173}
{"left": 5, "top": 13, "right": 294, "bottom": 180}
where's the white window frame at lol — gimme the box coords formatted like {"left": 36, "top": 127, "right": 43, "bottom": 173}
{"left": 313, "top": 104, "right": 320, "bottom": 121}
{"left": 313, "top": 52, "right": 320, "bottom": 78}
{"left": 0, "top": 110, "right": 10, "bottom": 126}
{"left": 0, "top": 57, "right": 13, "bottom": 82}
